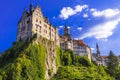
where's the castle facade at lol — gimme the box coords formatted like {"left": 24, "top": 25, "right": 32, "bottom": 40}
{"left": 17, "top": 4, "right": 59, "bottom": 45}
{"left": 73, "top": 40, "right": 91, "bottom": 61}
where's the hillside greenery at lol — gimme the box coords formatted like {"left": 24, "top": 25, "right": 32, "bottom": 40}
{"left": 52, "top": 49, "right": 113, "bottom": 80}
{"left": 0, "top": 37, "right": 114, "bottom": 80}
{"left": 0, "top": 39, "right": 46, "bottom": 80}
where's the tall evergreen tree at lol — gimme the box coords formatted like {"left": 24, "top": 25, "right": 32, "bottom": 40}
{"left": 107, "top": 51, "right": 119, "bottom": 78}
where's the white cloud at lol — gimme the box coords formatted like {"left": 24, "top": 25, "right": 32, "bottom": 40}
{"left": 91, "top": 48, "right": 95, "bottom": 51}
{"left": 73, "top": 38, "right": 79, "bottom": 40}
{"left": 79, "top": 8, "right": 120, "bottom": 40}
{"left": 59, "top": 25, "right": 64, "bottom": 28}
{"left": 91, "top": 8, "right": 120, "bottom": 18}
{"left": 80, "top": 17, "right": 120, "bottom": 40}
{"left": 90, "top": 8, "right": 96, "bottom": 12}
{"left": 59, "top": 5, "right": 88, "bottom": 19}
{"left": 83, "top": 13, "right": 88, "bottom": 18}
{"left": 88, "top": 19, "right": 91, "bottom": 21}
{"left": 100, "top": 38, "right": 108, "bottom": 42}
{"left": 75, "top": 5, "right": 88, "bottom": 12}
{"left": 53, "top": 16, "right": 56, "bottom": 19}
{"left": 67, "top": 26, "right": 70, "bottom": 29}
{"left": 59, "top": 25, "right": 70, "bottom": 29}
{"left": 77, "top": 27, "right": 82, "bottom": 31}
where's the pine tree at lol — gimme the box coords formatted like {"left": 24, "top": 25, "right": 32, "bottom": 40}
{"left": 107, "top": 51, "right": 119, "bottom": 78}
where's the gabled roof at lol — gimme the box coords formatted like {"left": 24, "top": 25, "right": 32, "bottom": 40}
{"left": 73, "top": 40, "right": 89, "bottom": 47}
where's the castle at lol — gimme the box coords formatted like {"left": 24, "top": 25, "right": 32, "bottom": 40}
{"left": 17, "top": 4, "right": 59, "bottom": 45}
{"left": 17, "top": 4, "right": 92, "bottom": 62}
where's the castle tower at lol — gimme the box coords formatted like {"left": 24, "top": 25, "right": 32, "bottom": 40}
{"left": 96, "top": 43, "right": 101, "bottom": 57}
{"left": 60, "top": 25, "right": 73, "bottom": 50}
{"left": 63, "top": 25, "right": 71, "bottom": 40}
{"left": 64, "top": 26, "right": 69, "bottom": 36}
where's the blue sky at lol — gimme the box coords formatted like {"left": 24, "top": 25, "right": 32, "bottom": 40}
{"left": 0, "top": 0, "right": 120, "bottom": 55}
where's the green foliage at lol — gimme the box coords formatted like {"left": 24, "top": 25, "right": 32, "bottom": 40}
{"left": 53, "top": 48, "right": 112, "bottom": 80}
{"left": 56, "top": 47, "right": 61, "bottom": 67}
{"left": 0, "top": 38, "right": 114, "bottom": 80}
{"left": 51, "top": 65, "right": 112, "bottom": 80}
{"left": 74, "top": 56, "right": 91, "bottom": 67}
{"left": 107, "top": 51, "right": 119, "bottom": 79}
{"left": 0, "top": 40, "right": 46, "bottom": 80}
{"left": 115, "top": 67, "right": 120, "bottom": 79}
{"left": 60, "top": 50, "right": 74, "bottom": 66}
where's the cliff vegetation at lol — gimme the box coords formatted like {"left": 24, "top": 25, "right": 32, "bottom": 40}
{"left": 0, "top": 37, "right": 113, "bottom": 80}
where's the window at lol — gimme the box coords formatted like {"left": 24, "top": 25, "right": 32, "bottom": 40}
{"left": 36, "top": 19, "right": 38, "bottom": 22}
{"left": 44, "top": 24, "right": 47, "bottom": 28}
{"left": 39, "top": 21, "right": 41, "bottom": 24}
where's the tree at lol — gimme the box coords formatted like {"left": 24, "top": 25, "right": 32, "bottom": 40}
{"left": 107, "top": 51, "right": 119, "bottom": 78}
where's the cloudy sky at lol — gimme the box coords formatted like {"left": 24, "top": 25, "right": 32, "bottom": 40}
{"left": 0, "top": 0, "right": 120, "bottom": 55}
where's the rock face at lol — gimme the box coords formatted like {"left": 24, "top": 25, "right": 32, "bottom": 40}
{"left": 36, "top": 36, "right": 57, "bottom": 80}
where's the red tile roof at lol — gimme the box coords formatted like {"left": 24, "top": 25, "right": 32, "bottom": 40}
{"left": 73, "top": 40, "right": 89, "bottom": 47}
